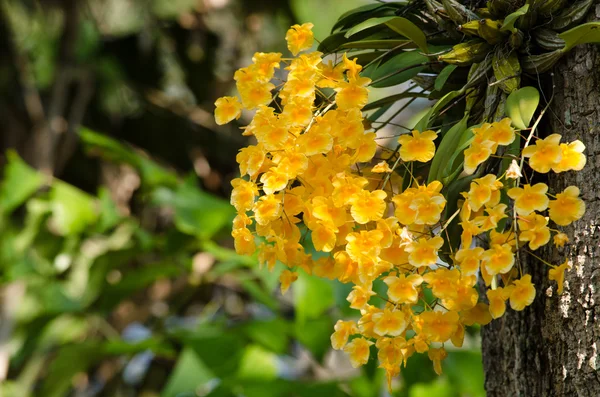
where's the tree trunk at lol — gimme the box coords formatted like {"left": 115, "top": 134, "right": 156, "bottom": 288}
{"left": 481, "top": 6, "right": 600, "bottom": 396}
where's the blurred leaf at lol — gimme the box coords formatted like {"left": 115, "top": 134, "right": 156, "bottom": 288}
{"left": 95, "top": 187, "right": 123, "bottom": 232}
{"left": 349, "top": 375, "right": 379, "bottom": 397}
{"left": 48, "top": 181, "right": 98, "bottom": 236}
{"left": 200, "top": 240, "right": 257, "bottom": 268}
{"left": 236, "top": 276, "right": 279, "bottom": 311}
{"left": 444, "top": 350, "right": 485, "bottom": 397}
{"left": 152, "top": 0, "right": 197, "bottom": 19}
{"left": 294, "top": 272, "right": 334, "bottom": 324}
{"left": 401, "top": 353, "right": 437, "bottom": 391}
{"left": 0, "top": 151, "right": 44, "bottom": 214}
{"left": 295, "top": 317, "right": 334, "bottom": 361}
{"left": 103, "top": 337, "right": 175, "bottom": 356}
{"left": 80, "top": 128, "right": 179, "bottom": 188}
{"left": 74, "top": 19, "right": 100, "bottom": 61}
{"left": 11, "top": 198, "right": 51, "bottom": 263}
{"left": 297, "top": 382, "right": 349, "bottom": 397}
{"left": 162, "top": 347, "right": 216, "bottom": 397}
{"left": 36, "top": 335, "right": 171, "bottom": 397}
{"left": 97, "top": 263, "right": 182, "bottom": 310}
{"left": 239, "top": 318, "right": 290, "bottom": 354}
{"left": 292, "top": 0, "right": 374, "bottom": 40}
{"left": 0, "top": 381, "right": 26, "bottom": 397}
{"left": 40, "top": 343, "right": 102, "bottom": 397}
{"left": 36, "top": 282, "right": 83, "bottom": 315}
{"left": 334, "top": 281, "right": 355, "bottom": 317}
{"left": 237, "top": 344, "right": 278, "bottom": 381}
{"left": 37, "top": 315, "right": 89, "bottom": 347}
{"left": 183, "top": 332, "right": 244, "bottom": 378}
{"left": 409, "top": 377, "right": 455, "bottom": 397}
{"left": 152, "top": 177, "right": 234, "bottom": 239}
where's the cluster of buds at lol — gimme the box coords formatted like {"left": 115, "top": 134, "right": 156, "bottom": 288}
{"left": 216, "top": 23, "right": 585, "bottom": 386}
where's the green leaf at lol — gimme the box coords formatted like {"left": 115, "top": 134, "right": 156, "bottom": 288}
{"left": 506, "top": 86, "right": 540, "bottom": 129}
{"left": 441, "top": 126, "right": 478, "bottom": 184}
{"left": 236, "top": 276, "right": 279, "bottom": 310}
{"left": 40, "top": 337, "right": 172, "bottom": 397}
{"left": 318, "top": 32, "right": 350, "bottom": 53}
{"left": 434, "top": 64, "right": 458, "bottom": 91}
{"left": 152, "top": 177, "right": 234, "bottom": 239}
{"left": 363, "top": 92, "right": 429, "bottom": 111}
{"left": 334, "top": 282, "right": 355, "bottom": 317}
{"left": 295, "top": 317, "right": 335, "bottom": 361}
{"left": 239, "top": 318, "right": 290, "bottom": 354}
{"left": 384, "top": 17, "right": 428, "bottom": 53}
{"left": 340, "top": 39, "right": 413, "bottom": 50}
{"left": 370, "top": 50, "right": 428, "bottom": 88}
{"left": 293, "top": 272, "right": 334, "bottom": 324}
{"left": 401, "top": 353, "right": 437, "bottom": 390}
{"left": 349, "top": 375, "right": 379, "bottom": 397}
{"left": 183, "top": 332, "right": 244, "bottom": 378}
{"left": 367, "top": 103, "right": 392, "bottom": 122}
{"left": 360, "top": 58, "right": 381, "bottom": 79}
{"left": 428, "top": 114, "right": 468, "bottom": 184}
{"left": 0, "top": 151, "right": 44, "bottom": 214}
{"left": 492, "top": 49, "right": 521, "bottom": 94}
{"left": 237, "top": 345, "right": 278, "bottom": 380}
{"left": 7, "top": 198, "right": 51, "bottom": 276}
{"left": 37, "top": 315, "right": 89, "bottom": 347}
{"left": 97, "top": 263, "right": 183, "bottom": 310}
{"left": 40, "top": 343, "right": 102, "bottom": 397}
{"left": 49, "top": 181, "right": 98, "bottom": 236}
{"left": 444, "top": 350, "right": 485, "bottom": 397}
{"left": 409, "top": 378, "right": 455, "bottom": 397}
{"left": 332, "top": 3, "right": 393, "bottom": 32}
{"left": 559, "top": 22, "right": 600, "bottom": 52}
{"left": 500, "top": 4, "right": 530, "bottom": 32}
{"left": 162, "top": 348, "right": 216, "bottom": 397}
{"left": 343, "top": 16, "right": 427, "bottom": 53}
{"left": 103, "top": 337, "right": 174, "bottom": 356}
{"left": 414, "top": 90, "right": 461, "bottom": 132}
{"left": 95, "top": 187, "right": 123, "bottom": 232}
{"left": 344, "top": 16, "right": 396, "bottom": 38}
{"left": 80, "top": 128, "right": 179, "bottom": 188}
{"left": 439, "top": 173, "right": 479, "bottom": 264}
{"left": 351, "top": 52, "right": 385, "bottom": 67}
{"left": 153, "top": 0, "right": 198, "bottom": 19}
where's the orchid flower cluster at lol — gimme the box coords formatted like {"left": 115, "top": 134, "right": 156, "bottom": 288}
{"left": 215, "top": 23, "right": 586, "bottom": 385}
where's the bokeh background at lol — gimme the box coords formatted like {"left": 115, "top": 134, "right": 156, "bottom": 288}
{"left": 0, "top": 0, "right": 485, "bottom": 396}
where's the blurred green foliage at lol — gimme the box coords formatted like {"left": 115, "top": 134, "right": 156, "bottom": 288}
{"left": 0, "top": 135, "right": 485, "bottom": 396}
{"left": 0, "top": 0, "right": 486, "bottom": 396}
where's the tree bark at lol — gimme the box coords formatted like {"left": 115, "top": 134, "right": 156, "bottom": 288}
{"left": 481, "top": 6, "right": 600, "bottom": 396}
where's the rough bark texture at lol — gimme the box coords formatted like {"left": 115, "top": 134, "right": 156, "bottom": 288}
{"left": 481, "top": 5, "right": 600, "bottom": 397}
